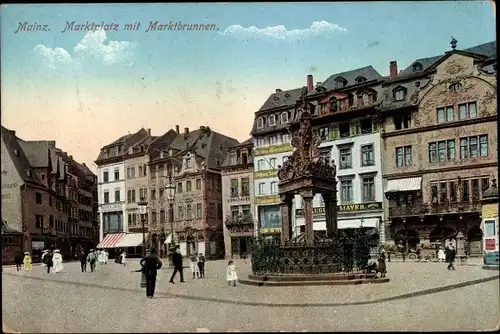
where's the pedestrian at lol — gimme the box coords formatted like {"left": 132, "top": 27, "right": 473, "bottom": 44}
{"left": 190, "top": 254, "right": 200, "bottom": 279}
{"left": 169, "top": 246, "right": 185, "bottom": 284}
{"left": 438, "top": 246, "right": 446, "bottom": 262}
{"left": 14, "top": 252, "right": 23, "bottom": 271}
{"left": 23, "top": 252, "right": 32, "bottom": 271}
{"left": 78, "top": 250, "right": 87, "bottom": 272}
{"left": 226, "top": 260, "right": 238, "bottom": 286}
{"left": 447, "top": 243, "right": 456, "bottom": 271}
{"left": 52, "top": 249, "right": 64, "bottom": 273}
{"left": 140, "top": 248, "right": 163, "bottom": 299}
{"left": 40, "top": 250, "right": 48, "bottom": 268}
{"left": 44, "top": 250, "right": 54, "bottom": 273}
{"left": 377, "top": 246, "right": 387, "bottom": 278}
{"left": 87, "top": 249, "right": 97, "bottom": 272}
{"left": 103, "top": 250, "right": 109, "bottom": 264}
{"left": 120, "top": 251, "right": 127, "bottom": 266}
{"left": 97, "top": 249, "right": 103, "bottom": 265}
{"left": 197, "top": 253, "right": 206, "bottom": 278}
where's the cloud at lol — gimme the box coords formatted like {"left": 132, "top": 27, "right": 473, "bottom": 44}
{"left": 33, "top": 29, "right": 136, "bottom": 70}
{"left": 219, "top": 20, "right": 347, "bottom": 40}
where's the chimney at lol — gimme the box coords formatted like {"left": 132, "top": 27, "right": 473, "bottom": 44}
{"left": 69, "top": 155, "right": 73, "bottom": 160}
{"left": 184, "top": 127, "right": 189, "bottom": 135}
{"left": 307, "top": 74, "right": 313, "bottom": 92}
{"left": 390, "top": 61, "right": 398, "bottom": 79}
{"left": 275, "top": 89, "right": 282, "bottom": 93}
{"left": 175, "top": 125, "right": 180, "bottom": 134}
{"left": 199, "top": 126, "right": 206, "bottom": 131}
{"left": 147, "top": 128, "right": 151, "bottom": 136}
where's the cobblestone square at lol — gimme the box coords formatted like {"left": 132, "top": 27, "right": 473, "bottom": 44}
{"left": 2, "top": 258, "right": 499, "bottom": 332}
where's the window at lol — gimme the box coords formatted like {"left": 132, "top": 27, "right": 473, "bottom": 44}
{"left": 439, "top": 182, "right": 447, "bottom": 202}
{"left": 318, "top": 127, "right": 329, "bottom": 142}
{"left": 362, "top": 177, "right": 375, "bottom": 202}
{"left": 396, "top": 146, "right": 411, "bottom": 167}
{"left": 428, "top": 143, "right": 437, "bottom": 163}
{"left": 320, "top": 149, "right": 331, "bottom": 165}
{"left": 269, "top": 136, "right": 276, "bottom": 146}
{"left": 360, "top": 118, "right": 372, "bottom": 134}
{"left": 159, "top": 188, "right": 164, "bottom": 199}
{"left": 431, "top": 183, "right": 438, "bottom": 203}
{"left": 447, "top": 140, "right": 455, "bottom": 161}
{"left": 393, "top": 88, "right": 406, "bottom": 101}
{"left": 139, "top": 188, "right": 147, "bottom": 200}
{"left": 177, "top": 206, "right": 183, "bottom": 220}
{"left": 185, "top": 158, "right": 192, "bottom": 168}
{"left": 449, "top": 182, "right": 457, "bottom": 202}
{"left": 177, "top": 182, "right": 183, "bottom": 193}
{"left": 160, "top": 210, "right": 166, "bottom": 223}
{"left": 231, "top": 206, "right": 239, "bottom": 221}
{"left": 258, "top": 182, "right": 265, "bottom": 195}
{"left": 138, "top": 165, "right": 143, "bottom": 177}
{"left": 127, "top": 189, "right": 136, "bottom": 203}
{"left": 438, "top": 141, "right": 446, "bottom": 163}
{"left": 361, "top": 145, "right": 374, "bottom": 166}
{"left": 186, "top": 180, "right": 192, "bottom": 192}
{"left": 459, "top": 102, "right": 477, "bottom": 120}
{"left": 241, "top": 152, "right": 248, "bottom": 164}
{"left": 484, "top": 219, "right": 496, "bottom": 237}
{"left": 362, "top": 93, "right": 370, "bottom": 105}
{"left": 151, "top": 189, "right": 156, "bottom": 200}
{"left": 209, "top": 203, "right": 215, "bottom": 217}
{"left": 268, "top": 115, "right": 276, "bottom": 126}
{"left": 340, "top": 180, "right": 353, "bottom": 203}
{"left": 126, "top": 167, "right": 131, "bottom": 179}
{"left": 257, "top": 117, "right": 264, "bottom": 129}
{"left": 104, "top": 191, "right": 109, "bottom": 204}
{"left": 481, "top": 178, "right": 490, "bottom": 194}
{"left": 230, "top": 179, "right": 239, "bottom": 198}
{"left": 320, "top": 103, "right": 328, "bottom": 114}
{"left": 241, "top": 178, "right": 250, "bottom": 196}
{"left": 462, "top": 180, "right": 470, "bottom": 202}
{"left": 36, "top": 192, "right": 42, "bottom": 204}
{"left": 270, "top": 158, "right": 277, "bottom": 168}
{"left": 449, "top": 83, "right": 462, "bottom": 92}
{"left": 114, "top": 190, "right": 120, "bottom": 202}
{"left": 197, "top": 203, "right": 203, "bottom": 218}
{"left": 270, "top": 181, "right": 278, "bottom": 194}
{"left": 460, "top": 138, "right": 468, "bottom": 159}
{"left": 282, "top": 133, "right": 290, "bottom": 143}
{"left": 393, "top": 112, "right": 411, "bottom": 130}
{"left": 258, "top": 159, "right": 265, "bottom": 171}
{"left": 339, "top": 148, "right": 352, "bottom": 169}
{"left": 186, "top": 204, "right": 193, "bottom": 219}
{"left": 412, "top": 62, "right": 423, "bottom": 71}
{"left": 35, "top": 215, "right": 43, "bottom": 229}
{"left": 335, "top": 77, "right": 346, "bottom": 89}
{"left": 281, "top": 112, "right": 288, "bottom": 123}
{"left": 471, "top": 179, "right": 480, "bottom": 200}
{"left": 437, "top": 106, "right": 454, "bottom": 123}
{"left": 196, "top": 179, "right": 202, "bottom": 190}
{"left": 479, "top": 135, "right": 488, "bottom": 157}
{"left": 339, "top": 123, "right": 350, "bottom": 138}
{"left": 114, "top": 168, "right": 120, "bottom": 181}
{"left": 103, "top": 171, "right": 109, "bottom": 182}
{"left": 152, "top": 210, "right": 157, "bottom": 223}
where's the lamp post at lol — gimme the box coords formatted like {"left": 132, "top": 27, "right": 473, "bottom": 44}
{"left": 137, "top": 197, "right": 148, "bottom": 257}
{"left": 165, "top": 175, "right": 177, "bottom": 266}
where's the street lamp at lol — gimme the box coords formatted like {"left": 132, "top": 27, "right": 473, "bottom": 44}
{"left": 165, "top": 175, "right": 177, "bottom": 265}
{"left": 137, "top": 197, "right": 148, "bottom": 257}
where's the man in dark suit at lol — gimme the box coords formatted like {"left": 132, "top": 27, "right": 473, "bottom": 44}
{"left": 140, "top": 248, "right": 163, "bottom": 299}
{"left": 169, "top": 246, "right": 185, "bottom": 284}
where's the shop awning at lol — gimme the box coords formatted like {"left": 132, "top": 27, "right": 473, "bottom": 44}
{"left": 385, "top": 177, "right": 422, "bottom": 193}
{"left": 97, "top": 233, "right": 125, "bottom": 249}
{"left": 338, "top": 218, "right": 379, "bottom": 229}
{"left": 115, "top": 233, "right": 148, "bottom": 248}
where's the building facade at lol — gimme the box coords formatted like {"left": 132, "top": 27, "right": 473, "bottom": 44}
{"left": 251, "top": 87, "right": 305, "bottom": 239}
{"left": 221, "top": 138, "right": 254, "bottom": 259}
{"left": 147, "top": 126, "right": 239, "bottom": 259}
{"left": 381, "top": 40, "right": 497, "bottom": 256}
{"left": 1, "top": 126, "right": 98, "bottom": 263}
{"left": 95, "top": 128, "right": 150, "bottom": 243}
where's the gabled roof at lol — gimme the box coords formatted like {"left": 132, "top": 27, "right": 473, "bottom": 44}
{"left": 95, "top": 128, "right": 150, "bottom": 161}
{"left": 319, "top": 66, "right": 383, "bottom": 92}
{"left": 1, "top": 126, "right": 36, "bottom": 184}
{"left": 258, "top": 87, "right": 304, "bottom": 112}
{"left": 17, "top": 140, "right": 55, "bottom": 168}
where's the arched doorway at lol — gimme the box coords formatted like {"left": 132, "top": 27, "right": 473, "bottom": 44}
{"left": 429, "top": 226, "right": 456, "bottom": 245}
{"left": 394, "top": 229, "right": 420, "bottom": 251}
{"left": 467, "top": 226, "right": 483, "bottom": 256}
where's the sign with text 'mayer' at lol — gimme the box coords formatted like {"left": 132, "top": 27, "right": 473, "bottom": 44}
{"left": 99, "top": 203, "right": 122, "bottom": 212}
{"left": 255, "top": 195, "right": 280, "bottom": 205}
{"left": 260, "top": 227, "right": 281, "bottom": 234}
{"left": 295, "top": 202, "right": 383, "bottom": 217}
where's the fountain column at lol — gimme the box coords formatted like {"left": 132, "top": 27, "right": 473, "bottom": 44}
{"left": 302, "top": 191, "right": 314, "bottom": 244}
{"left": 280, "top": 195, "right": 290, "bottom": 244}
{"left": 324, "top": 192, "right": 338, "bottom": 238}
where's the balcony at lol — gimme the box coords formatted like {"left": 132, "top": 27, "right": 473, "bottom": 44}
{"left": 228, "top": 192, "right": 251, "bottom": 203}
{"left": 339, "top": 162, "right": 352, "bottom": 169}
{"left": 225, "top": 213, "right": 253, "bottom": 226}
{"left": 388, "top": 201, "right": 481, "bottom": 217}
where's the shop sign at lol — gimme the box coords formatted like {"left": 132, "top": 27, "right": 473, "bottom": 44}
{"left": 254, "top": 169, "right": 277, "bottom": 179}
{"left": 32, "top": 241, "right": 45, "bottom": 249}
{"left": 482, "top": 204, "right": 498, "bottom": 219}
{"left": 99, "top": 203, "right": 122, "bottom": 212}
{"left": 260, "top": 227, "right": 281, "bottom": 234}
{"left": 296, "top": 202, "right": 383, "bottom": 217}
{"left": 253, "top": 144, "right": 292, "bottom": 157}
{"left": 255, "top": 195, "right": 280, "bottom": 205}
{"left": 485, "top": 238, "right": 496, "bottom": 251}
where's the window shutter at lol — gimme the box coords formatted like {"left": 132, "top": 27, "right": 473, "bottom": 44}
{"left": 329, "top": 125, "right": 339, "bottom": 140}
{"left": 350, "top": 121, "right": 360, "bottom": 136}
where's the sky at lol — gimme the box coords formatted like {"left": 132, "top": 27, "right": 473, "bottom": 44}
{"left": 0, "top": 2, "right": 496, "bottom": 171}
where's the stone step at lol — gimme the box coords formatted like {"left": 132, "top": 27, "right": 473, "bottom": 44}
{"left": 239, "top": 277, "right": 390, "bottom": 286}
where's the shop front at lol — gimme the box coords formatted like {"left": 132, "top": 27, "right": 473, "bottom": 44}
{"left": 1, "top": 220, "right": 22, "bottom": 264}
{"left": 258, "top": 204, "right": 281, "bottom": 241}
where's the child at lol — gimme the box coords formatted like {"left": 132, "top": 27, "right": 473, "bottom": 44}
{"left": 190, "top": 254, "right": 200, "bottom": 279}
{"left": 23, "top": 252, "right": 32, "bottom": 271}
{"left": 226, "top": 260, "right": 238, "bottom": 286}
{"left": 14, "top": 252, "right": 23, "bottom": 271}
{"left": 197, "top": 253, "right": 206, "bottom": 278}
{"left": 437, "top": 246, "right": 446, "bottom": 262}
{"left": 377, "top": 246, "right": 387, "bottom": 278}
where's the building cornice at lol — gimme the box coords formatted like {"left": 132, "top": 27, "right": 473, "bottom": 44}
{"left": 94, "top": 156, "right": 125, "bottom": 166}
{"left": 383, "top": 162, "right": 498, "bottom": 180}
{"left": 382, "top": 115, "right": 497, "bottom": 138}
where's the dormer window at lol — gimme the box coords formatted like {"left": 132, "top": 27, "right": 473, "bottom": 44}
{"left": 449, "top": 83, "right": 462, "bottom": 92}
{"left": 284, "top": 93, "right": 291, "bottom": 98}
{"left": 257, "top": 117, "right": 264, "bottom": 129}
{"left": 160, "top": 151, "right": 164, "bottom": 159}
{"left": 281, "top": 112, "right": 289, "bottom": 124}
{"left": 128, "top": 147, "right": 133, "bottom": 154}
{"left": 362, "top": 93, "right": 370, "bottom": 106}
{"left": 412, "top": 62, "right": 423, "bottom": 72}
{"left": 392, "top": 86, "right": 407, "bottom": 101}
{"left": 141, "top": 145, "right": 145, "bottom": 152}
{"left": 355, "top": 76, "right": 367, "bottom": 84}
{"left": 329, "top": 97, "right": 338, "bottom": 112}
{"left": 335, "top": 76, "right": 347, "bottom": 89}
{"left": 185, "top": 157, "right": 192, "bottom": 168}
{"left": 268, "top": 115, "right": 276, "bottom": 126}
{"left": 104, "top": 150, "right": 108, "bottom": 158}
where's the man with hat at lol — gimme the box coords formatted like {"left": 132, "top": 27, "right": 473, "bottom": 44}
{"left": 87, "top": 249, "right": 98, "bottom": 272}
{"left": 140, "top": 248, "right": 163, "bottom": 299}
{"left": 44, "top": 249, "right": 54, "bottom": 273}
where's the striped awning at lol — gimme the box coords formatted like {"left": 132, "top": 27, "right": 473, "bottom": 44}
{"left": 115, "top": 233, "right": 147, "bottom": 248}
{"left": 385, "top": 177, "right": 422, "bottom": 193}
{"left": 97, "top": 233, "right": 125, "bottom": 249}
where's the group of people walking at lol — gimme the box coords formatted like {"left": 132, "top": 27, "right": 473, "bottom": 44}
{"left": 78, "top": 249, "right": 110, "bottom": 272}
{"left": 14, "top": 252, "right": 32, "bottom": 272}
{"left": 41, "top": 249, "right": 64, "bottom": 273}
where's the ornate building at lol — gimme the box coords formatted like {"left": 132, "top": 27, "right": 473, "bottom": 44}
{"left": 381, "top": 39, "right": 497, "bottom": 255}
{"left": 147, "top": 126, "right": 238, "bottom": 259}
{"left": 221, "top": 138, "right": 254, "bottom": 259}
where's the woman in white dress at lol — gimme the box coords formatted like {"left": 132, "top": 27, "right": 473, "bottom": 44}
{"left": 41, "top": 250, "right": 48, "bottom": 267}
{"left": 103, "top": 250, "right": 109, "bottom": 264}
{"left": 437, "top": 246, "right": 446, "bottom": 262}
{"left": 120, "top": 251, "right": 127, "bottom": 266}
{"left": 226, "top": 260, "right": 238, "bottom": 287}
{"left": 97, "top": 250, "right": 104, "bottom": 265}
{"left": 52, "top": 249, "right": 64, "bottom": 273}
